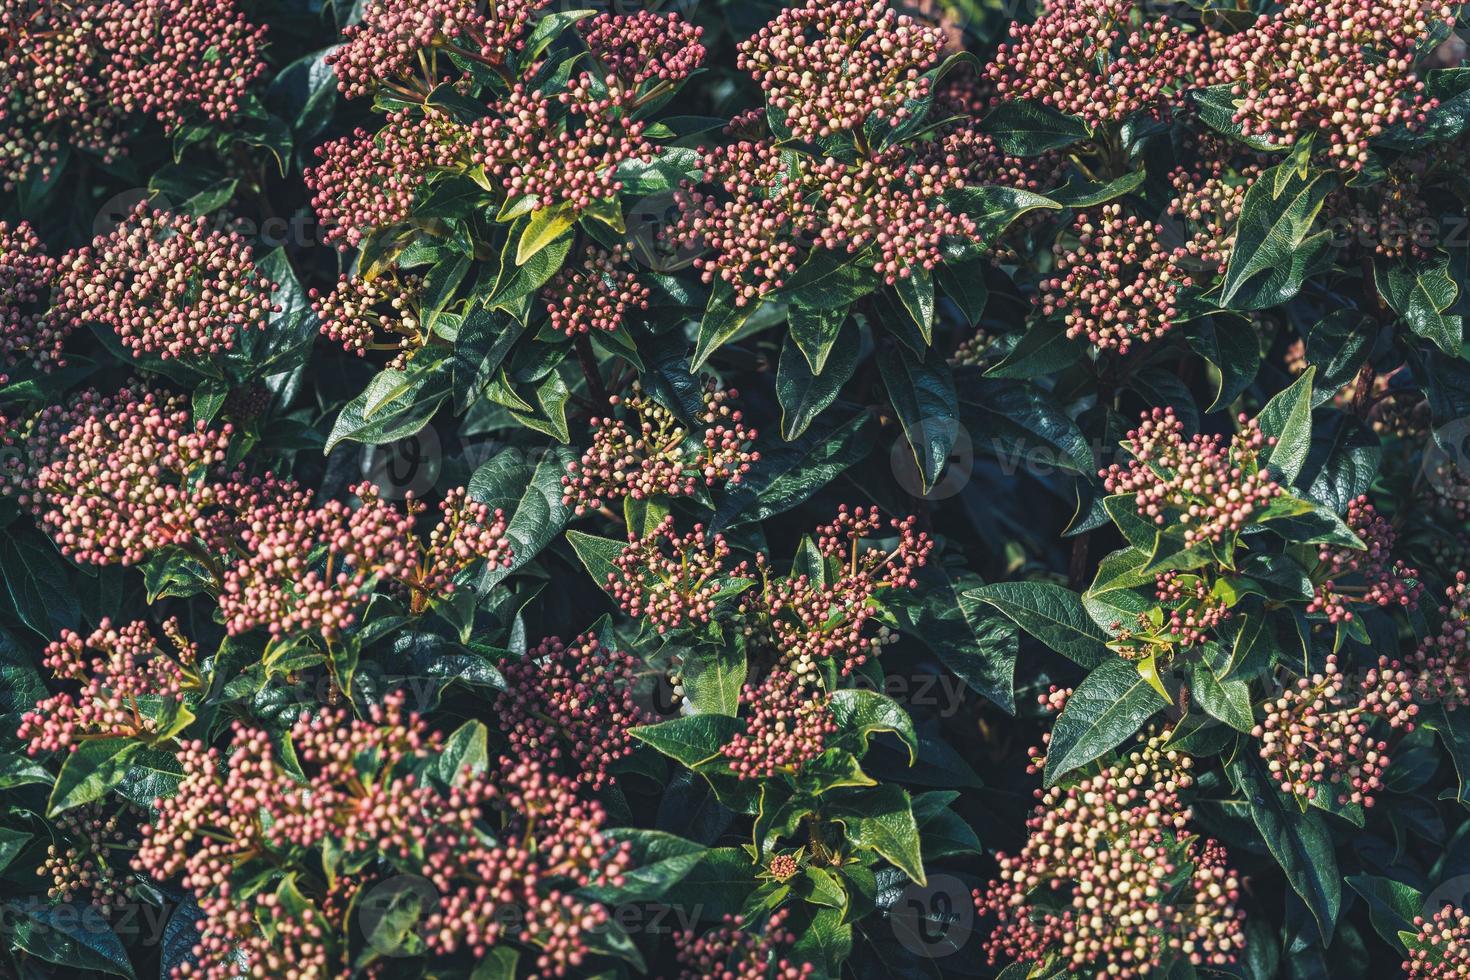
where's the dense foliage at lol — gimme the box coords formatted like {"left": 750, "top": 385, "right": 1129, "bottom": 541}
{"left": 5, "top": 0, "right": 1470, "bottom": 977}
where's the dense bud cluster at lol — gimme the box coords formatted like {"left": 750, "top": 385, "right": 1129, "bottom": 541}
{"left": 737, "top": 0, "right": 944, "bottom": 143}
{"left": 1410, "top": 573, "right": 1470, "bottom": 710}
{"left": 0, "top": 0, "right": 265, "bottom": 188}
{"left": 721, "top": 670, "right": 837, "bottom": 780}
{"left": 1213, "top": 0, "right": 1455, "bottom": 169}
{"left": 221, "top": 482, "right": 511, "bottom": 638}
{"left": 19, "top": 617, "right": 198, "bottom": 754}
{"left": 610, "top": 517, "right": 733, "bottom": 633}
{"left": 495, "top": 633, "right": 643, "bottom": 788}
{"left": 561, "top": 379, "right": 758, "bottom": 514}
{"left": 96, "top": 0, "right": 267, "bottom": 130}
{"left": 311, "top": 271, "right": 426, "bottom": 364}
{"left": 27, "top": 386, "right": 236, "bottom": 565}
{"left": 1040, "top": 205, "right": 1190, "bottom": 354}
{"left": 976, "top": 733, "right": 1246, "bottom": 977}
{"left": 985, "top": 0, "right": 1199, "bottom": 127}
{"left": 1253, "top": 655, "right": 1417, "bottom": 807}
{"left": 307, "top": 112, "right": 466, "bottom": 249}
{"left": 1102, "top": 407, "right": 1282, "bottom": 548}
{"left": 1405, "top": 904, "right": 1470, "bottom": 977}
{"left": 582, "top": 11, "right": 706, "bottom": 92}
{"left": 1308, "top": 496, "right": 1423, "bottom": 621}
{"left": 0, "top": 220, "right": 68, "bottom": 371}
{"left": 329, "top": 0, "right": 550, "bottom": 100}
{"left": 135, "top": 697, "right": 628, "bottom": 978}
{"left": 543, "top": 245, "right": 649, "bottom": 337}
{"left": 52, "top": 203, "right": 276, "bottom": 360}
{"left": 39, "top": 803, "right": 140, "bottom": 911}
{"left": 1155, "top": 571, "right": 1231, "bottom": 649}
{"left": 745, "top": 507, "right": 931, "bottom": 678}
{"left": 675, "top": 910, "right": 814, "bottom": 979}
{"left": 468, "top": 82, "right": 652, "bottom": 213}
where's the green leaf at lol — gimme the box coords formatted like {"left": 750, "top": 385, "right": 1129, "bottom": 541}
{"left": 827, "top": 785, "right": 926, "bottom": 884}
{"left": 788, "top": 303, "right": 849, "bottom": 374}
{"left": 0, "top": 528, "right": 81, "bottom": 639}
{"left": 894, "top": 269, "right": 936, "bottom": 344}
{"left": 1375, "top": 254, "right": 1465, "bottom": 356}
{"left": 691, "top": 280, "right": 760, "bottom": 371}
{"left": 830, "top": 689, "right": 918, "bottom": 764}
{"left": 878, "top": 343, "right": 958, "bottom": 494}
{"left": 777, "top": 321, "right": 860, "bottom": 440}
{"left": 1185, "top": 314, "right": 1262, "bottom": 412}
{"left": 515, "top": 205, "right": 575, "bottom": 266}
{"left": 979, "top": 99, "right": 1091, "bottom": 156}
{"left": 566, "top": 530, "right": 625, "bottom": 592}
{"left": 630, "top": 715, "right": 742, "bottom": 768}
{"left": 1345, "top": 875, "right": 1424, "bottom": 954}
{"left": 1305, "top": 311, "right": 1375, "bottom": 407}
{"left": 1190, "top": 660, "right": 1254, "bottom": 732}
{"left": 985, "top": 321, "right": 1082, "bottom": 379}
{"left": 439, "top": 720, "right": 489, "bottom": 785}
{"left": 969, "top": 581, "right": 1111, "bottom": 668}
{"left": 1256, "top": 367, "right": 1316, "bottom": 485}
{"left": 587, "top": 829, "right": 707, "bottom": 904}
{"left": 1228, "top": 753, "right": 1341, "bottom": 944}
{"left": 325, "top": 353, "right": 451, "bottom": 454}
{"left": 713, "top": 412, "right": 875, "bottom": 530}
{"left": 935, "top": 257, "right": 988, "bottom": 325}
{"left": 680, "top": 644, "right": 747, "bottom": 717}
{"left": 943, "top": 185, "right": 1060, "bottom": 259}
{"left": 891, "top": 566, "right": 1018, "bottom": 713}
{"left": 1221, "top": 164, "right": 1335, "bottom": 309}
{"left": 1048, "top": 169, "right": 1147, "bottom": 207}
{"left": 10, "top": 902, "right": 137, "bottom": 979}
{"left": 469, "top": 445, "right": 578, "bottom": 590}
{"left": 778, "top": 250, "right": 878, "bottom": 310}
{"left": 1042, "top": 657, "right": 1167, "bottom": 785}
{"left": 1189, "top": 85, "right": 1291, "bottom": 152}
{"left": 48, "top": 737, "right": 144, "bottom": 816}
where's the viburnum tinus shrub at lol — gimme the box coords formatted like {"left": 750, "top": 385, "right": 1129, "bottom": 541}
{"left": 5, "top": 0, "right": 1470, "bottom": 977}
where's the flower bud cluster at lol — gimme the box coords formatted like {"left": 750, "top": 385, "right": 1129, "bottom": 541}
{"left": 1102, "top": 407, "right": 1282, "bottom": 548}
{"left": 1409, "top": 572, "right": 1470, "bottom": 711}
{"left": 610, "top": 517, "right": 733, "bottom": 633}
{"left": 1253, "top": 654, "right": 1417, "bottom": 808}
{"left": 329, "top": 0, "right": 549, "bottom": 100}
{"left": 975, "top": 732, "right": 1246, "bottom": 977}
{"left": 39, "top": 803, "right": 141, "bottom": 912}
{"left": 495, "top": 633, "right": 644, "bottom": 788}
{"left": 310, "top": 271, "right": 426, "bottom": 365}
{"left": 1155, "top": 571, "right": 1231, "bottom": 649}
{"left": 1040, "top": 205, "right": 1191, "bottom": 354}
{"left": 52, "top": 203, "right": 277, "bottom": 360}
{"left": 744, "top": 507, "right": 932, "bottom": 678}
{"left": 543, "top": 245, "right": 649, "bottom": 337}
{"left": 1213, "top": 0, "right": 1456, "bottom": 170}
{"left": 1405, "top": 904, "right": 1470, "bottom": 978}
{"left": 582, "top": 11, "right": 706, "bottom": 92}
{"left": 135, "top": 696, "right": 627, "bottom": 978}
{"left": 220, "top": 482, "right": 510, "bottom": 638}
{"left": 307, "top": 111, "right": 466, "bottom": 249}
{"left": 0, "top": 220, "right": 69, "bottom": 372}
{"left": 19, "top": 617, "right": 199, "bottom": 754}
{"left": 736, "top": 0, "right": 944, "bottom": 143}
{"left": 561, "top": 379, "right": 758, "bottom": 514}
{"left": 0, "top": 0, "right": 265, "bottom": 188}
{"left": 1308, "top": 496, "right": 1423, "bottom": 622}
{"left": 675, "top": 909, "right": 814, "bottom": 980}
{"left": 28, "top": 386, "right": 236, "bottom": 565}
{"left": 721, "top": 670, "right": 837, "bottom": 780}
{"left": 985, "top": 0, "right": 1201, "bottom": 128}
